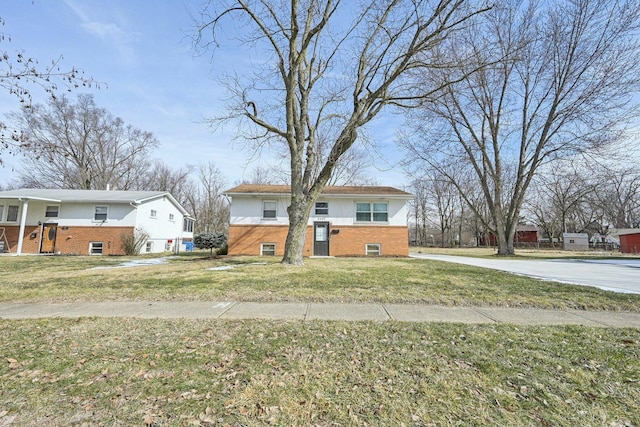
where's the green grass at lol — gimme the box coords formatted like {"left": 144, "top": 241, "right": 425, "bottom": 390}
{"left": 1, "top": 318, "right": 638, "bottom": 426}
{"left": 1, "top": 252, "right": 639, "bottom": 311}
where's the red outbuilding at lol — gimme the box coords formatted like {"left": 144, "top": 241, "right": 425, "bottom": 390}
{"left": 619, "top": 230, "right": 640, "bottom": 254}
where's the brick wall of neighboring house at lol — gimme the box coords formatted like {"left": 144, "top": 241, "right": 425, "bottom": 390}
{"left": 228, "top": 224, "right": 409, "bottom": 257}
{"left": 1, "top": 225, "right": 134, "bottom": 255}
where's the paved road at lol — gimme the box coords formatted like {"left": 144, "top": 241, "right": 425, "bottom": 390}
{"left": 411, "top": 253, "right": 640, "bottom": 294}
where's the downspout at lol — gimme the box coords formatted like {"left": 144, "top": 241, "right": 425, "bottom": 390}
{"left": 16, "top": 198, "right": 29, "bottom": 255}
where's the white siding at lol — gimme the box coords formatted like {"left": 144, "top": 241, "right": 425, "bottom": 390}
{"left": 229, "top": 196, "right": 409, "bottom": 226}
{"left": 0, "top": 199, "right": 138, "bottom": 226}
{"left": 135, "top": 197, "right": 191, "bottom": 253}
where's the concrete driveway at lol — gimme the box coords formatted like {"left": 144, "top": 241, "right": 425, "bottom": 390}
{"left": 410, "top": 253, "right": 640, "bottom": 294}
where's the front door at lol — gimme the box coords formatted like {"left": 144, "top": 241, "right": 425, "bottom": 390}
{"left": 40, "top": 224, "right": 57, "bottom": 253}
{"left": 313, "top": 221, "right": 330, "bottom": 256}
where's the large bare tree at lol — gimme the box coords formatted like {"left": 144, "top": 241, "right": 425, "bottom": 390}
{"left": 196, "top": 0, "right": 489, "bottom": 264}
{"left": 402, "top": 0, "right": 640, "bottom": 255}
{"left": 13, "top": 94, "right": 158, "bottom": 190}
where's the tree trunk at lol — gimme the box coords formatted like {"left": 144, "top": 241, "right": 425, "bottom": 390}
{"left": 495, "top": 223, "right": 515, "bottom": 255}
{"left": 282, "top": 193, "right": 314, "bottom": 265}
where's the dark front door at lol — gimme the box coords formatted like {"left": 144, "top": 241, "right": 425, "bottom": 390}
{"left": 40, "top": 224, "right": 57, "bottom": 253}
{"left": 313, "top": 221, "right": 330, "bottom": 256}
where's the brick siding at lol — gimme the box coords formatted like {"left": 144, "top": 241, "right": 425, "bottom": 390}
{"left": 1, "top": 225, "right": 134, "bottom": 255}
{"left": 228, "top": 224, "right": 409, "bottom": 257}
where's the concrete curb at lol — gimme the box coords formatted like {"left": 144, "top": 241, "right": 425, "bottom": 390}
{"left": 1, "top": 302, "right": 639, "bottom": 327}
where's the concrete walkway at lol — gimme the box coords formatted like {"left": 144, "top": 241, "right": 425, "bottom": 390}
{"left": 1, "top": 301, "right": 639, "bottom": 327}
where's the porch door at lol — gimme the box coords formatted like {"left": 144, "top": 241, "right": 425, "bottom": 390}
{"left": 313, "top": 222, "right": 330, "bottom": 256}
{"left": 40, "top": 224, "right": 57, "bottom": 253}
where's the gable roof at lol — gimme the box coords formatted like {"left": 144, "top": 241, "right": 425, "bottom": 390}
{"left": 0, "top": 189, "right": 190, "bottom": 215}
{"left": 224, "top": 184, "right": 413, "bottom": 198}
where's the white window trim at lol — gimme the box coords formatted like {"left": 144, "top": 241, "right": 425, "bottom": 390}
{"left": 365, "top": 243, "right": 382, "bottom": 256}
{"left": 262, "top": 200, "right": 277, "bottom": 220}
{"left": 90, "top": 241, "right": 104, "bottom": 255}
{"left": 6, "top": 205, "right": 19, "bottom": 222}
{"left": 150, "top": 209, "right": 157, "bottom": 219}
{"left": 260, "top": 242, "right": 277, "bottom": 256}
{"left": 315, "top": 201, "right": 329, "bottom": 216}
{"left": 0, "top": 205, "right": 4, "bottom": 222}
{"left": 45, "top": 205, "right": 60, "bottom": 218}
{"left": 355, "top": 202, "right": 389, "bottom": 223}
{"left": 169, "top": 213, "right": 175, "bottom": 222}
{"left": 93, "top": 205, "right": 108, "bottom": 222}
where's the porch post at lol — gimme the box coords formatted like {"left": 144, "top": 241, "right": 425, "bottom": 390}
{"left": 16, "top": 199, "right": 29, "bottom": 256}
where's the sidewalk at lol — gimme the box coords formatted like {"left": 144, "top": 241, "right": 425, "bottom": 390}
{"left": 1, "top": 301, "right": 639, "bottom": 327}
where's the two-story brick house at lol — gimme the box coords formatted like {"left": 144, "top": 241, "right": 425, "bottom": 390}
{"left": 224, "top": 184, "right": 413, "bottom": 257}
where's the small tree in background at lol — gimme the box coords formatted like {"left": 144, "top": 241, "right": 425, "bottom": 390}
{"left": 121, "top": 228, "right": 150, "bottom": 256}
{"left": 194, "top": 232, "right": 228, "bottom": 257}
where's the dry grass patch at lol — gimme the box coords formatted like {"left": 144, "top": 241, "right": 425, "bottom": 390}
{"left": 1, "top": 318, "right": 638, "bottom": 426}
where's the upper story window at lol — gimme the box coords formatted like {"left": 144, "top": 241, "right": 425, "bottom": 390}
{"left": 94, "top": 205, "right": 108, "bottom": 221}
{"left": 183, "top": 218, "right": 194, "bottom": 233}
{"left": 315, "top": 201, "right": 329, "bottom": 215}
{"left": 150, "top": 209, "right": 157, "bottom": 218}
{"left": 169, "top": 213, "right": 175, "bottom": 221}
{"left": 6, "top": 205, "right": 19, "bottom": 222}
{"left": 262, "top": 201, "right": 277, "bottom": 219}
{"left": 45, "top": 205, "right": 59, "bottom": 218}
{"left": 356, "top": 202, "right": 388, "bottom": 222}
{"left": 0, "top": 205, "right": 4, "bottom": 222}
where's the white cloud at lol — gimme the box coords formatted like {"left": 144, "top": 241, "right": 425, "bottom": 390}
{"left": 62, "top": 0, "right": 137, "bottom": 63}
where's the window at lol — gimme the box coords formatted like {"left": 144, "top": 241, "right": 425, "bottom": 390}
{"left": 6, "top": 205, "right": 19, "bottom": 222}
{"left": 169, "top": 213, "right": 175, "bottom": 221}
{"left": 261, "top": 243, "right": 276, "bottom": 256}
{"left": 0, "top": 205, "right": 4, "bottom": 222}
{"left": 373, "top": 203, "right": 388, "bottom": 222}
{"left": 183, "top": 218, "right": 194, "bottom": 233}
{"left": 315, "top": 201, "right": 329, "bottom": 215}
{"left": 94, "top": 205, "right": 108, "bottom": 221}
{"left": 146, "top": 241, "right": 153, "bottom": 253}
{"left": 262, "top": 201, "right": 277, "bottom": 219}
{"left": 45, "top": 205, "right": 59, "bottom": 218}
{"left": 366, "top": 244, "right": 381, "bottom": 256}
{"left": 150, "top": 209, "right": 157, "bottom": 218}
{"left": 356, "top": 202, "right": 388, "bottom": 222}
{"left": 90, "top": 242, "right": 104, "bottom": 255}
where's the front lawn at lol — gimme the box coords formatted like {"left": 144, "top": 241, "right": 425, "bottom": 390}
{"left": 1, "top": 253, "right": 639, "bottom": 311}
{"left": 1, "top": 318, "right": 637, "bottom": 426}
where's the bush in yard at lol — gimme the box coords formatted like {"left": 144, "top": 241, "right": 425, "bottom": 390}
{"left": 194, "top": 232, "right": 228, "bottom": 256}
{"left": 121, "top": 227, "right": 150, "bottom": 255}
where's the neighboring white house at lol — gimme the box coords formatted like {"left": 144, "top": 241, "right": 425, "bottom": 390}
{"left": 223, "top": 184, "right": 413, "bottom": 257}
{"left": 0, "top": 189, "right": 194, "bottom": 255}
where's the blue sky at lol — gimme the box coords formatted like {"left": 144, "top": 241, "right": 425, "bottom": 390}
{"left": 0, "top": 0, "right": 406, "bottom": 189}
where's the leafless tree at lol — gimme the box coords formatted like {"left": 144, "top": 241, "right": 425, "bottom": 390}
{"left": 184, "top": 162, "right": 229, "bottom": 234}
{"left": 134, "top": 160, "right": 192, "bottom": 204}
{"left": 590, "top": 164, "right": 640, "bottom": 229}
{"left": 402, "top": 0, "right": 640, "bottom": 255}
{"left": 13, "top": 94, "right": 158, "bottom": 190}
{"left": 1, "top": 17, "right": 98, "bottom": 164}
{"left": 195, "top": 0, "right": 490, "bottom": 264}
{"left": 525, "top": 162, "right": 594, "bottom": 245}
